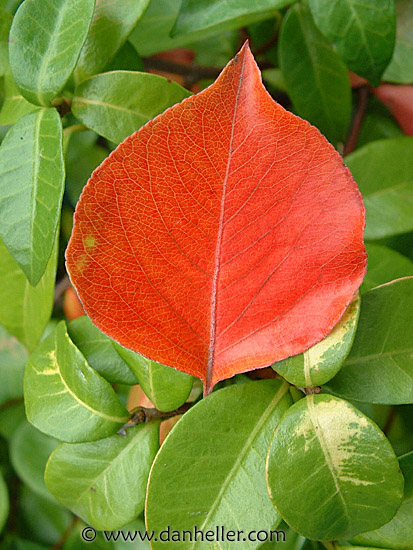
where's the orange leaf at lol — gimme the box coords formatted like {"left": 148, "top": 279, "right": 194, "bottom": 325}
{"left": 66, "top": 43, "right": 366, "bottom": 394}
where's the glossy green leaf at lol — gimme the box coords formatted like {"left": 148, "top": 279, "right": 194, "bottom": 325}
{"left": 112, "top": 519, "right": 151, "bottom": 549}
{"left": 18, "top": 486, "right": 72, "bottom": 547}
{"left": 24, "top": 321, "right": 129, "bottom": 442}
{"left": 384, "top": 0, "right": 413, "bottom": 83}
{"left": 0, "top": 0, "right": 22, "bottom": 14}
{"left": 129, "top": 0, "right": 231, "bottom": 55}
{"left": 146, "top": 380, "right": 292, "bottom": 550}
{"left": 104, "top": 40, "right": 144, "bottom": 73}
{"left": 63, "top": 525, "right": 114, "bottom": 550}
{"left": 114, "top": 344, "right": 193, "bottom": 411}
{"left": 72, "top": 71, "right": 190, "bottom": 144}
{"left": 361, "top": 243, "right": 413, "bottom": 293}
{"left": 358, "top": 96, "right": 404, "bottom": 148}
{"left": 0, "top": 471, "right": 8, "bottom": 532}
{"left": 266, "top": 394, "right": 404, "bottom": 540}
{"left": 325, "top": 277, "right": 413, "bottom": 404}
{"left": 352, "top": 450, "right": 413, "bottom": 549}
{"left": 0, "top": 108, "right": 64, "bottom": 285}
{"left": 74, "top": 0, "right": 150, "bottom": 83}
{"left": 308, "top": 0, "right": 396, "bottom": 86}
{"left": 67, "top": 316, "right": 137, "bottom": 385}
{"left": 0, "top": 72, "right": 40, "bottom": 125}
{"left": 8, "top": 0, "right": 95, "bottom": 105}
{"left": 65, "top": 130, "right": 107, "bottom": 205}
{"left": 345, "top": 137, "right": 413, "bottom": 240}
{"left": 0, "top": 7, "right": 12, "bottom": 76}
{"left": 0, "top": 236, "right": 57, "bottom": 351}
{"left": 279, "top": 3, "right": 351, "bottom": 143}
{"left": 273, "top": 294, "right": 360, "bottom": 387}
{"left": 0, "top": 323, "right": 27, "bottom": 405}
{"left": 0, "top": 402, "right": 25, "bottom": 440}
{"left": 45, "top": 422, "right": 160, "bottom": 530}
{"left": 172, "top": 0, "right": 291, "bottom": 37}
{"left": 9, "top": 420, "right": 58, "bottom": 502}
{"left": 1, "top": 538, "right": 49, "bottom": 550}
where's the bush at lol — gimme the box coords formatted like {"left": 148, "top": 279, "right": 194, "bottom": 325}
{"left": 0, "top": 1, "right": 412, "bottom": 549}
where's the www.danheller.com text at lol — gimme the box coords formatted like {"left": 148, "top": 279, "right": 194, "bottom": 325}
{"left": 81, "top": 525, "right": 287, "bottom": 544}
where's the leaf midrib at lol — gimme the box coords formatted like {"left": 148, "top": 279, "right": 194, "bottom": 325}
{"left": 307, "top": 395, "right": 351, "bottom": 532}
{"left": 190, "top": 381, "right": 289, "bottom": 549}
{"left": 206, "top": 50, "right": 246, "bottom": 392}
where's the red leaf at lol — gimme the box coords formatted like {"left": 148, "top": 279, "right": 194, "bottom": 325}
{"left": 66, "top": 43, "right": 367, "bottom": 394}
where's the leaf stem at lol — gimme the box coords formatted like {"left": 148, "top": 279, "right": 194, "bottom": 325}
{"left": 142, "top": 57, "right": 272, "bottom": 89}
{"left": 51, "top": 516, "right": 79, "bottom": 550}
{"left": 343, "top": 85, "right": 369, "bottom": 156}
{"left": 120, "top": 402, "right": 193, "bottom": 434}
{"left": 0, "top": 397, "right": 24, "bottom": 413}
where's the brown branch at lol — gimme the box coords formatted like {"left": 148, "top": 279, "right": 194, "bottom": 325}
{"left": 118, "top": 402, "right": 193, "bottom": 435}
{"left": 51, "top": 516, "right": 79, "bottom": 550}
{"left": 0, "top": 397, "right": 23, "bottom": 413}
{"left": 142, "top": 57, "right": 273, "bottom": 89}
{"left": 54, "top": 275, "right": 70, "bottom": 305}
{"left": 343, "top": 85, "right": 369, "bottom": 156}
{"left": 143, "top": 57, "right": 220, "bottom": 85}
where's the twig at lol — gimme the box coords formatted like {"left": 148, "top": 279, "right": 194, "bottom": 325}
{"left": 303, "top": 386, "right": 322, "bottom": 395}
{"left": 0, "top": 397, "right": 23, "bottom": 413}
{"left": 51, "top": 516, "right": 79, "bottom": 550}
{"left": 142, "top": 57, "right": 273, "bottom": 89}
{"left": 119, "top": 402, "right": 193, "bottom": 435}
{"left": 343, "top": 85, "right": 369, "bottom": 156}
{"left": 54, "top": 275, "right": 70, "bottom": 305}
{"left": 143, "top": 57, "right": 220, "bottom": 85}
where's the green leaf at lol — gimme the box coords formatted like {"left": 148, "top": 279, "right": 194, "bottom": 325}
{"left": 0, "top": 7, "right": 12, "bottom": 76}
{"left": 279, "top": 3, "right": 351, "bottom": 143}
{"left": 352, "top": 450, "right": 413, "bottom": 549}
{"left": 8, "top": 0, "right": 95, "bottom": 106}
{"left": 0, "top": 71, "right": 40, "bottom": 126}
{"left": 0, "top": 108, "right": 64, "bottom": 285}
{"left": 358, "top": 96, "right": 404, "bottom": 148}
{"left": 0, "top": 236, "right": 57, "bottom": 352}
{"left": 172, "top": 0, "right": 292, "bottom": 38}
{"left": 146, "top": 380, "right": 292, "bottom": 550}
{"left": 62, "top": 525, "right": 114, "bottom": 550}
{"left": 273, "top": 294, "right": 360, "bottom": 387}
{"left": 0, "top": 0, "right": 22, "bottom": 15}
{"left": 65, "top": 130, "right": 107, "bottom": 205}
{"left": 1, "top": 538, "right": 49, "bottom": 550}
{"left": 104, "top": 41, "right": 144, "bottom": 73}
{"left": 24, "top": 321, "right": 129, "bottom": 442}
{"left": 45, "top": 422, "right": 160, "bottom": 530}
{"left": 0, "top": 323, "right": 27, "bottom": 405}
{"left": 266, "top": 394, "right": 404, "bottom": 541}
{"left": 9, "top": 420, "right": 59, "bottom": 502}
{"left": 0, "top": 471, "right": 8, "bottom": 532}
{"left": 114, "top": 344, "right": 193, "bottom": 411}
{"left": 384, "top": 0, "right": 413, "bottom": 83}
{"left": 72, "top": 71, "right": 190, "bottom": 144}
{"left": 0, "top": 402, "right": 25, "bottom": 440}
{"left": 308, "top": 0, "right": 396, "bottom": 86}
{"left": 361, "top": 243, "right": 413, "bottom": 293}
{"left": 345, "top": 137, "right": 413, "bottom": 240}
{"left": 74, "top": 0, "right": 151, "bottom": 83}
{"left": 18, "top": 486, "right": 72, "bottom": 547}
{"left": 325, "top": 277, "right": 413, "bottom": 404}
{"left": 67, "top": 316, "right": 137, "bottom": 385}
{"left": 112, "top": 519, "right": 151, "bottom": 549}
